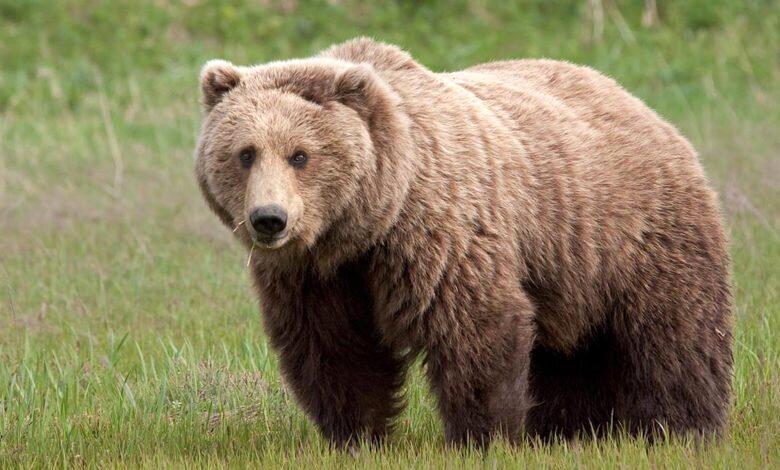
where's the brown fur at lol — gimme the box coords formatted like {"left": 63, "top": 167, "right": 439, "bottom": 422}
{"left": 195, "top": 38, "right": 733, "bottom": 448}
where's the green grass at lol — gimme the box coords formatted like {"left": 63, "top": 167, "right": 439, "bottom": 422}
{"left": 1, "top": 0, "right": 778, "bottom": 467}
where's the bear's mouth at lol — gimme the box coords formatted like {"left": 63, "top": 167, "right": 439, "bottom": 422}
{"left": 253, "top": 230, "right": 290, "bottom": 249}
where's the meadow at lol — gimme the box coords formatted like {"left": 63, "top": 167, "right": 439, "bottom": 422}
{"left": 0, "top": 1, "right": 777, "bottom": 467}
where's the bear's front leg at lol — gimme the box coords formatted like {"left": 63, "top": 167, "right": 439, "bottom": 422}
{"left": 255, "top": 264, "right": 407, "bottom": 448}
{"left": 424, "top": 288, "right": 535, "bottom": 448}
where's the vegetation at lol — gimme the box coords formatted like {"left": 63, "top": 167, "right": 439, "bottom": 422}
{"left": 1, "top": 0, "right": 777, "bottom": 467}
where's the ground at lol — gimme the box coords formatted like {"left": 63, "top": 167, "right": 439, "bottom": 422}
{"left": 0, "top": 1, "right": 778, "bottom": 467}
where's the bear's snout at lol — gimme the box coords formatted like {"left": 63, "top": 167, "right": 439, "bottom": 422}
{"left": 249, "top": 204, "right": 288, "bottom": 239}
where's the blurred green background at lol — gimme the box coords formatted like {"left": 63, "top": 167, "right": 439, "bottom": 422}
{"left": 1, "top": 1, "right": 778, "bottom": 467}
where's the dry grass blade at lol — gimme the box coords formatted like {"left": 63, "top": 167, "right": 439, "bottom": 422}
{"left": 95, "top": 69, "right": 125, "bottom": 195}
{"left": 246, "top": 241, "right": 256, "bottom": 268}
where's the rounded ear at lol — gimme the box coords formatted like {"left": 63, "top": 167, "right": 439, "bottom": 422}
{"left": 200, "top": 59, "right": 243, "bottom": 111}
{"left": 333, "top": 64, "right": 394, "bottom": 123}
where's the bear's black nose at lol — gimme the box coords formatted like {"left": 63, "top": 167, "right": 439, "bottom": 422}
{"left": 249, "top": 204, "right": 288, "bottom": 237}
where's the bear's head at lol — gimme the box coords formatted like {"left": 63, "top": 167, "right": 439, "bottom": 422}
{"left": 195, "top": 56, "right": 415, "bottom": 271}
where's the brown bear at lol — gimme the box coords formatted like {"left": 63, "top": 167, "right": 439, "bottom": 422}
{"left": 195, "top": 38, "right": 733, "bottom": 448}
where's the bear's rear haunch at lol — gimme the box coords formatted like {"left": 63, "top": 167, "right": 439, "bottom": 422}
{"left": 195, "top": 38, "right": 733, "bottom": 448}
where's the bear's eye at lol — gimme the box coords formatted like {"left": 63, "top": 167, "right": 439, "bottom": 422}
{"left": 238, "top": 148, "right": 255, "bottom": 168}
{"left": 289, "top": 151, "right": 308, "bottom": 169}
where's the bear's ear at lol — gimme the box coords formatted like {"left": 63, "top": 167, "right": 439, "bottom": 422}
{"left": 333, "top": 64, "right": 393, "bottom": 123}
{"left": 200, "top": 59, "right": 243, "bottom": 111}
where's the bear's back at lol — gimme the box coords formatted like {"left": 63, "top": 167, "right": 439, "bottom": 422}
{"left": 447, "top": 59, "right": 697, "bottom": 167}
{"left": 441, "top": 59, "right": 726, "bottom": 351}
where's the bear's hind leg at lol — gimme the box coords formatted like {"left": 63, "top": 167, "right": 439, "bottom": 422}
{"left": 607, "top": 295, "right": 732, "bottom": 440}
{"left": 605, "top": 232, "right": 733, "bottom": 441}
{"left": 527, "top": 258, "right": 733, "bottom": 442}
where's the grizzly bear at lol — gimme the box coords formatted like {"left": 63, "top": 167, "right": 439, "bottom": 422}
{"left": 195, "top": 38, "right": 732, "bottom": 448}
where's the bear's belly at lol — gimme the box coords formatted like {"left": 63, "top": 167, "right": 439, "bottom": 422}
{"left": 524, "top": 281, "right": 610, "bottom": 355}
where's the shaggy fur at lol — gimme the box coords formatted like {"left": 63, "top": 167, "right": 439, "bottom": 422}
{"left": 195, "top": 38, "right": 733, "bottom": 448}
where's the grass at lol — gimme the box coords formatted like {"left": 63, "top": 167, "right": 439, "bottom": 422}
{"left": 0, "top": 0, "right": 778, "bottom": 467}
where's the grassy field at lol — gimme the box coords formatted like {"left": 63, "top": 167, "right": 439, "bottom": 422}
{"left": 1, "top": 0, "right": 778, "bottom": 467}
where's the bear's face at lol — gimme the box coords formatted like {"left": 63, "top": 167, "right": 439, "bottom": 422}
{"left": 196, "top": 59, "right": 382, "bottom": 252}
